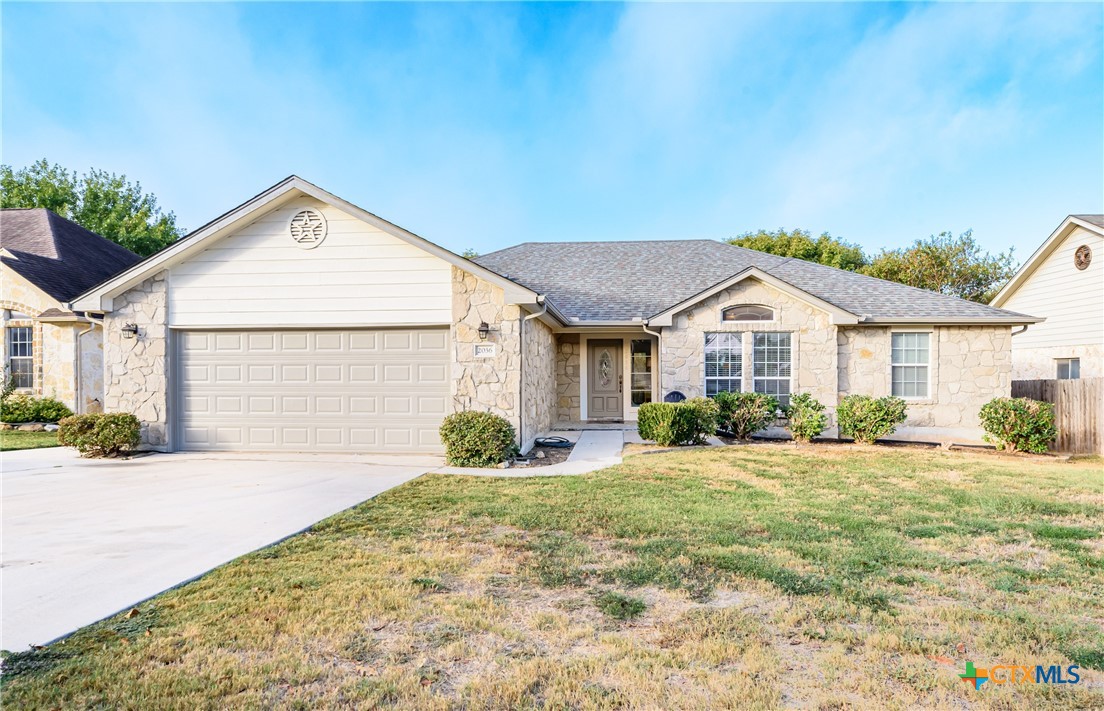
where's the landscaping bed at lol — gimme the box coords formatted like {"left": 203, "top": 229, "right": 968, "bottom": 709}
{"left": 2, "top": 446, "right": 1101, "bottom": 708}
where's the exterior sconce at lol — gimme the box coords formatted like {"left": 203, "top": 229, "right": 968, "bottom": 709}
{"left": 122, "top": 323, "right": 139, "bottom": 339}
{"left": 478, "top": 322, "right": 490, "bottom": 340}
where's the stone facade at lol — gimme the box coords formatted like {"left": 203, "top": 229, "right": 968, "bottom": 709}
{"left": 1010, "top": 344, "right": 1104, "bottom": 380}
{"left": 521, "top": 317, "right": 556, "bottom": 448}
{"left": 104, "top": 272, "right": 169, "bottom": 449}
{"left": 554, "top": 335, "right": 581, "bottom": 422}
{"left": 0, "top": 267, "right": 104, "bottom": 414}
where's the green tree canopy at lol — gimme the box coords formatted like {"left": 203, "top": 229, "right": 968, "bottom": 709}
{"left": 1, "top": 159, "right": 182, "bottom": 256}
{"left": 727, "top": 228, "right": 868, "bottom": 271}
{"left": 860, "top": 230, "right": 1016, "bottom": 303}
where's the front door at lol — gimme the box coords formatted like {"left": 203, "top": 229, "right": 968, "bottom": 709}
{"left": 587, "top": 340, "right": 623, "bottom": 419}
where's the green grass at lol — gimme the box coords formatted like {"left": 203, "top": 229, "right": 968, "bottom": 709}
{"left": 0, "top": 430, "right": 58, "bottom": 451}
{"left": 2, "top": 445, "right": 1101, "bottom": 709}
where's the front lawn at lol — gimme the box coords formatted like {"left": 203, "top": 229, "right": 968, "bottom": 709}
{"left": 2, "top": 446, "right": 1101, "bottom": 709}
{"left": 0, "top": 430, "right": 58, "bottom": 451}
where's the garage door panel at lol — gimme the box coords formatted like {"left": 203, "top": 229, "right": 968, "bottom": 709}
{"left": 177, "top": 328, "right": 448, "bottom": 453}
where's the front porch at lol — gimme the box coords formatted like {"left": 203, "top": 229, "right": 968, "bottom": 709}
{"left": 554, "top": 332, "right": 659, "bottom": 425}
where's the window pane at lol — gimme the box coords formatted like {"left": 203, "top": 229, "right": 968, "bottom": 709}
{"left": 1071, "top": 359, "right": 1080, "bottom": 379}
{"left": 752, "top": 332, "right": 791, "bottom": 407}
{"left": 6, "top": 326, "right": 33, "bottom": 388}
{"left": 722, "top": 305, "right": 774, "bottom": 321}
{"left": 892, "top": 332, "right": 929, "bottom": 365}
{"left": 704, "top": 333, "right": 741, "bottom": 396}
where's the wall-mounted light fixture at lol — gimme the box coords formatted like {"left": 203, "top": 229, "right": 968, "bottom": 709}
{"left": 478, "top": 322, "right": 490, "bottom": 341}
{"left": 122, "top": 323, "right": 139, "bottom": 339}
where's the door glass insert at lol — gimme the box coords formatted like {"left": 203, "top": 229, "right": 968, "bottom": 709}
{"left": 598, "top": 349, "right": 613, "bottom": 387}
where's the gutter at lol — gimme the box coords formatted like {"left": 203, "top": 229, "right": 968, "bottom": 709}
{"left": 642, "top": 321, "right": 663, "bottom": 401}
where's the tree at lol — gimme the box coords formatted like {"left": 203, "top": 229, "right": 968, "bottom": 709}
{"left": 1, "top": 159, "right": 182, "bottom": 256}
{"left": 860, "top": 230, "right": 1016, "bottom": 303}
{"left": 727, "top": 228, "right": 868, "bottom": 271}
{"left": 461, "top": 248, "right": 479, "bottom": 258}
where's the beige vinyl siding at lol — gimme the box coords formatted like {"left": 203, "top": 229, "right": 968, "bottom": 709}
{"left": 168, "top": 197, "right": 452, "bottom": 327}
{"left": 1000, "top": 226, "right": 1104, "bottom": 349}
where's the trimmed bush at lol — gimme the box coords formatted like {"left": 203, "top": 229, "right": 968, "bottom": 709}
{"left": 439, "top": 410, "right": 518, "bottom": 467}
{"left": 637, "top": 397, "right": 719, "bottom": 446}
{"left": 837, "top": 395, "right": 907, "bottom": 444}
{"left": 979, "top": 397, "right": 1057, "bottom": 453}
{"left": 0, "top": 394, "right": 73, "bottom": 424}
{"left": 58, "top": 413, "right": 140, "bottom": 457}
{"left": 786, "top": 393, "right": 827, "bottom": 443}
{"left": 713, "top": 391, "right": 778, "bottom": 440}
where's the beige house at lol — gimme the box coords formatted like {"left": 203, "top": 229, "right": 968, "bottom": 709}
{"left": 990, "top": 215, "right": 1104, "bottom": 380}
{"left": 71, "top": 177, "right": 1040, "bottom": 453}
{"left": 1, "top": 209, "right": 141, "bottom": 413}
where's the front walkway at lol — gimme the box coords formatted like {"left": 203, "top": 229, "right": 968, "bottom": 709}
{"left": 433, "top": 430, "right": 626, "bottom": 477}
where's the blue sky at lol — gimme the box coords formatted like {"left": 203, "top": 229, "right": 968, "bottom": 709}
{"left": 3, "top": 2, "right": 1101, "bottom": 262}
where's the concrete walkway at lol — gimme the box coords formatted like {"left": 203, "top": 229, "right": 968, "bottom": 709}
{"left": 433, "top": 430, "right": 625, "bottom": 477}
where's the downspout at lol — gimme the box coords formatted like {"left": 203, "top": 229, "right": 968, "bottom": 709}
{"left": 643, "top": 321, "right": 662, "bottom": 400}
{"left": 1011, "top": 325, "right": 1029, "bottom": 337}
{"left": 74, "top": 318, "right": 100, "bottom": 414}
{"left": 519, "top": 296, "right": 548, "bottom": 452}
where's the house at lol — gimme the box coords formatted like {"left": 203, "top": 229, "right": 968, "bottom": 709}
{"left": 990, "top": 215, "right": 1104, "bottom": 380}
{"left": 1, "top": 209, "right": 142, "bottom": 413}
{"left": 70, "top": 176, "right": 1040, "bottom": 453}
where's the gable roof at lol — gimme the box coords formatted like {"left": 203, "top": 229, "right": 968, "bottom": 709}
{"left": 991, "top": 214, "right": 1104, "bottom": 307}
{"left": 1, "top": 209, "right": 142, "bottom": 303}
{"left": 474, "top": 239, "right": 1039, "bottom": 324}
{"left": 70, "top": 176, "right": 538, "bottom": 312}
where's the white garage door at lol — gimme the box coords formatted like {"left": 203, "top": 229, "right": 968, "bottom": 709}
{"left": 175, "top": 328, "right": 449, "bottom": 452}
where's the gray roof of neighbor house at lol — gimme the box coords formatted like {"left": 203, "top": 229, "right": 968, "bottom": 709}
{"left": 1, "top": 209, "right": 142, "bottom": 304}
{"left": 473, "top": 239, "right": 1037, "bottom": 323}
{"left": 1072, "top": 214, "right": 1104, "bottom": 229}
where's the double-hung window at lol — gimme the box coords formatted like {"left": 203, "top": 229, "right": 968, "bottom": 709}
{"left": 704, "top": 332, "right": 742, "bottom": 395}
{"left": 1056, "top": 358, "right": 1080, "bottom": 380}
{"left": 891, "top": 332, "right": 929, "bottom": 398}
{"left": 752, "top": 332, "right": 791, "bottom": 407}
{"left": 6, "top": 326, "right": 33, "bottom": 389}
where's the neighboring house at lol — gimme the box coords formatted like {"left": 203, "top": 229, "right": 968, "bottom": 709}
{"left": 990, "top": 215, "right": 1104, "bottom": 381}
{"left": 1, "top": 209, "right": 142, "bottom": 413}
{"left": 71, "top": 177, "right": 1040, "bottom": 453}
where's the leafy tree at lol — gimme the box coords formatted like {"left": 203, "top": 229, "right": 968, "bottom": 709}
{"left": 727, "top": 228, "right": 868, "bottom": 271}
{"left": 461, "top": 248, "right": 479, "bottom": 258}
{"left": 1, "top": 159, "right": 182, "bottom": 256}
{"left": 860, "top": 230, "right": 1016, "bottom": 303}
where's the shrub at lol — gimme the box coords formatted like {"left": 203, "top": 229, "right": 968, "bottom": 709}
{"left": 57, "top": 413, "right": 140, "bottom": 457}
{"left": 979, "top": 397, "right": 1057, "bottom": 454}
{"left": 0, "top": 394, "right": 73, "bottom": 423}
{"left": 713, "top": 391, "right": 778, "bottom": 439}
{"left": 438, "top": 410, "right": 518, "bottom": 467}
{"left": 637, "top": 397, "right": 719, "bottom": 446}
{"left": 786, "top": 393, "right": 827, "bottom": 443}
{"left": 837, "top": 395, "right": 907, "bottom": 444}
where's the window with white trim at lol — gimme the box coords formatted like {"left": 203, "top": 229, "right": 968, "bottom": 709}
{"left": 752, "top": 332, "right": 791, "bottom": 407}
{"left": 704, "top": 332, "right": 742, "bottom": 395}
{"left": 630, "top": 339, "right": 653, "bottom": 406}
{"left": 6, "top": 326, "right": 33, "bottom": 389}
{"left": 722, "top": 304, "right": 774, "bottom": 322}
{"left": 1056, "top": 358, "right": 1080, "bottom": 380}
{"left": 891, "top": 332, "right": 929, "bottom": 398}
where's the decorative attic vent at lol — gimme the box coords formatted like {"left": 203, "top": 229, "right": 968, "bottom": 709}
{"left": 1075, "top": 245, "right": 1092, "bottom": 271}
{"left": 288, "top": 208, "right": 327, "bottom": 249}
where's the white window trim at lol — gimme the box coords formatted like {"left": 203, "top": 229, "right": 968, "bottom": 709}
{"left": 704, "top": 331, "right": 744, "bottom": 396}
{"left": 750, "top": 331, "right": 794, "bottom": 406}
{"left": 1056, "top": 357, "right": 1081, "bottom": 380}
{"left": 720, "top": 303, "right": 776, "bottom": 324}
{"left": 5, "top": 324, "right": 35, "bottom": 391}
{"left": 701, "top": 330, "right": 795, "bottom": 403}
{"left": 890, "top": 329, "right": 933, "bottom": 400}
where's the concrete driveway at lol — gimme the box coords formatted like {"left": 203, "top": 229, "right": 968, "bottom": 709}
{"left": 1, "top": 448, "right": 436, "bottom": 651}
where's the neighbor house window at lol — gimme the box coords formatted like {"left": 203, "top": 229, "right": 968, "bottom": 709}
{"left": 1056, "top": 358, "right": 1080, "bottom": 380}
{"left": 630, "top": 339, "right": 653, "bottom": 407}
{"left": 6, "top": 326, "right": 33, "bottom": 389}
{"left": 752, "top": 332, "right": 791, "bottom": 407}
{"left": 705, "top": 332, "right": 742, "bottom": 395}
{"left": 722, "top": 304, "right": 774, "bottom": 322}
{"left": 891, "top": 332, "right": 930, "bottom": 398}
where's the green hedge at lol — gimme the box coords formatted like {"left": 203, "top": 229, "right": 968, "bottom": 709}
{"left": 439, "top": 410, "right": 518, "bottom": 467}
{"left": 58, "top": 413, "right": 140, "bottom": 457}
{"left": 637, "top": 397, "right": 719, "bottom": 446}
{"left": 979, "top": 397, "right": 1057, "bottom": 453}
{"left": 786, "top": 393, "right": 827, "bottom": 443}
{"left": 713, "top": 391, "right": 778, "bottom": 440}
{"left": 1, "top": 394, "right": 73, "bottom": 424}
{"left": 837, "top": 395, "right": 907, "bottom": 445}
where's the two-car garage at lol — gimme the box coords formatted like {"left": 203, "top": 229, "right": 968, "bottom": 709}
{"left": 175, "top": 328, "right": 449, "bottom": 452}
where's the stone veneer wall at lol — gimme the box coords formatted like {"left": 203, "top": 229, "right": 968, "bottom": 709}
{"left": 104, "top": 272, "right": 169, "bottom": 449}
{"left": 1010, "top": 344, "right": 1104, "bottom": 380}
{"left": 451, "top": 267, "right": 523, "bottom": 440}
{"left": 521, "top": 317, "right": 556, "bottom": 448}
{"left": 659, "top": 279, "right": 838, "bottom": 414}
{"left": 555, "top": 335, "right": 581, "bottom": 422}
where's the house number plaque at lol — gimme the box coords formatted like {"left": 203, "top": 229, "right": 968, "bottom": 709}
{"left": 474, "top": 344, "right": 497, "bottom": 358}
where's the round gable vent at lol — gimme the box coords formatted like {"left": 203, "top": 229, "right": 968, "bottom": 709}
{"left": 1075, "top": 244, "right": 1092, "bottom": 271}
{"left": 288, "top": 208, "right": 327, "bottom": 249}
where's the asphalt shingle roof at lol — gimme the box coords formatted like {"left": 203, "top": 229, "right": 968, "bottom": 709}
{"left": 473, "top": 239, "right": 1035, "bottom": 323}
{"left": 1073, "top": 214, "right": 1104, "bottom": 229}
{"left": 1, "top": 209, "right": 142, "bottom": 304}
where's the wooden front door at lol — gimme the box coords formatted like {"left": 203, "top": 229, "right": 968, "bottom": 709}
{"left": 587, "top": 340, "right": 623, "bottom": 419}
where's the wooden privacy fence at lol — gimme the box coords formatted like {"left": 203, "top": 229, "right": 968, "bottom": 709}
{"left": 1011, "top": 378, "right": 1103, "bottom": 455}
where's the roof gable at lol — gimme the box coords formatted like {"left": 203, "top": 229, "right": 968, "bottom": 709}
{"left": 991, "top": 214, "right": 1104, "bottom": 307}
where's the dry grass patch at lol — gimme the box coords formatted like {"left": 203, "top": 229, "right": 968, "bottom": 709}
{"left": 2, "top": 445, "right": 1102, "bottom": 709}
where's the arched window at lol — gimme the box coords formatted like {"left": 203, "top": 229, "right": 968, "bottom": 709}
{"left": 721, "top": 304, "right": 774, "bottom": 322}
